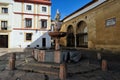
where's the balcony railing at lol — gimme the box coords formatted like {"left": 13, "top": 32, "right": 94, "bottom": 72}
{"left": 1, "top": 27, "right": 7, "bottom": 30}
{"left": 1, "top": 26, "right": 12, "bottom": 31}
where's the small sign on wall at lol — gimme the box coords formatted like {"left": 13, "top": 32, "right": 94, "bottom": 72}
{"left": 19, "top": 32, "right": 23, "bottom": 35}
{"left": 106, "top": 18, "right": 116, "bottom": 27}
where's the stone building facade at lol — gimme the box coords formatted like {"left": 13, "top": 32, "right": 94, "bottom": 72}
{"left": 60, "top": 0, "right": 120, "bottom": 51}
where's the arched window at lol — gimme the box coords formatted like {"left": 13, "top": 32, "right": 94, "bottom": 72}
{"left": 84, "top": 27, "right": 88, "bottom": 45}
{"left": 76, "top": 21, "right": 88, "bottom": 48}
{"left": 67, "top": 25, "right": 75, "bottom": 47}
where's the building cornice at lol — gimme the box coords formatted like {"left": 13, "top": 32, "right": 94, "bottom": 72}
{"left": 63, "top": 0, "right": 106, "bottom": 22}
{"left": 13, "top": 28, "right": 49, "bottom": 31}
{"left": 14, "top": 12, "right": 51, "bottom": 17}
{"left": 14, "top": 0, "right": 51, "bottom": 5}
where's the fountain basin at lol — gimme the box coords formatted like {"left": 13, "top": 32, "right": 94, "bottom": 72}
{"left": 48, "top": 32, "right": 66, "bottom": 38}
{"left": 32, "top": 49, "right": 82, "bottom": 63}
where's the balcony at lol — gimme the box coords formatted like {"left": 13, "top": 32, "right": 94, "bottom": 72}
{"left": 0, "top": 26, "right": 12, "bottom": 32}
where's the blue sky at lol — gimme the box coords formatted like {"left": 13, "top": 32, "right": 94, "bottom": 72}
{"left": 51, "top": 0, "right": 92, "bottom": 20}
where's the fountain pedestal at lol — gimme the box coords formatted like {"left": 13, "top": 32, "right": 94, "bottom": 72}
{"left": 54, "top": 50, "right": 61, "bottom": 63}
{"left": 55, "top": 38, "right": 60, "bottom": 50}
{"left": 48, "top": 31, "right": 66, "bottom": 63}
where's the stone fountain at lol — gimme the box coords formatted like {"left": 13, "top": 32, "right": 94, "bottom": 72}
{"left": 49, "top": 10, "right": 66, "bottom": 51}
{"left": 32, "top": 10, "right": 66, "bottom": 63}
{"left": 48, "top": 10, "right": 66, "bottom": 63}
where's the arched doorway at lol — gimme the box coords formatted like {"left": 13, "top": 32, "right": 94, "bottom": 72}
{"left": 76, "top": 21, "right": 88, "bottom": 48}
{"left": 67, "top": 25, "right": 75, "bottom": 47}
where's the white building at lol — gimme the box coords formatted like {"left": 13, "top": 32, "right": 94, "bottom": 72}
{"left": 0, "top": 0, "right": 51, "bottom": 48}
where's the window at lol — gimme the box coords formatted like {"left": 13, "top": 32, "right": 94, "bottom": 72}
{"left": 84, "top": 35, "right": 88, "bottom": 44}
{"left": 26, "top": 5, "right": 32, "bottom": 10}
{"left": 42, "top": 7, "right": 47, "bottom": 12}
{"left": 1, "top": 8, "right": 8, "bottom": 13}
{"left": 25, "top": 18, "right": 32, "bottom": 28}
{"left": 41, "top": 19, "right": 47, "bottom": 28}
{"left": 36, "top": 45, "right": 39, "bottom": 47}
{"left": 27, "top": 45, "right": 30, "bottom": 47}
{"left": 26, "top": 33, "right": 32, "bottom": 41}
{"left": 1, "top": 21, "right": 8, "bottom": 30}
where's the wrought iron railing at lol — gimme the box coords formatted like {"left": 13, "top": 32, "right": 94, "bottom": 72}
{"left": 1, "top": 26, "right": 12, "bottom": 30}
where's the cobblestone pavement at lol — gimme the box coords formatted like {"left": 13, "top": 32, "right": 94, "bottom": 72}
{"left": 0, "top": 48, "right": 120, "bottom": 80}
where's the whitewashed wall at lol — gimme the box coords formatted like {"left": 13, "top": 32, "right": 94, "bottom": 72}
{"left": 10, "top": 30, "right": 51, "bottom": 48}
{"left": 13, "top": 2, "right": 22, "bottom": 12}
{"left": 0, "top": 1, "right": 13, "bottom": 30}
{"left": 0, "top": 0, "right": 13, "bottom": 4}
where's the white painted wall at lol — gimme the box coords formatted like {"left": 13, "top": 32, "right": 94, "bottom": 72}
{"left": 8, "top": 3, "right": 14, "bottom": 29}
{"left": 13, "top": 14, "right": 22, "bottom": 28}
{"left": 0, "top": 0, "right": 13, "bottom": 4}
{"left": 13, "top": 2, "right": 22, "bottom": 12}
{"left": 0, "top": 1, "right": 13, "bottom": 30}
{"left": 0, "top": 15, "right": 9, "bottom": 20}
{"left": 10, "top": 30, "right": 51, "bottom": 48}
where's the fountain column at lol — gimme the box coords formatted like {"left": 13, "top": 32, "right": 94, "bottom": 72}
{"left": 55, "top": 38, "right": 60, "bottom": 50}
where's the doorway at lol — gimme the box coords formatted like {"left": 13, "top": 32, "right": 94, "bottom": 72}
{"left": 42, "top": 38, "right": 46, "bottom": 47}
{"left": 0, "top": 35, "right": 8, "bottom": 48}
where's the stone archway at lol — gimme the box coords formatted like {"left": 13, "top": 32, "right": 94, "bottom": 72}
{"left": 76, "top": 21, "right": 88, "bottom": 48}
{"left": 67, "top": 25, "right": 75, "bottom": 47}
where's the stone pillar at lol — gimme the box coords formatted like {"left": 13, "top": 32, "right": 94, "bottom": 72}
{"left": 59, "top": 63, "right": 67, "bottom": 80}
{"left": 88, "top": 41, "right": 94, "bottom": 49}
{"left": 55, "top": 38, "right": 60, "bottom": 50}
{"left": 34, "top": 49, "right": 38, "bottom": 60}
{"left": 101, "top": 59, "right": 108, "bottom": 71}
{"left": 38, "top": 50, "right": 45, "bottom": 62}
{"left": 54, "top": 50, "right": 61, "bottom": 63}
{"left": 32, "top": 49, "right": 35, "bottom": 57}
{"left": 74, "top": 34, "right": 77, "bottom": 48}
{"left": 9, "top": 53, "right": 16, "bottom": 70}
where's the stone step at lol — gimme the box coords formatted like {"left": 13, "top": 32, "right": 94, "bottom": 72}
{"left": 67, "top": 63, "right": 100, "bottom": 74}
{"left": 17, "top": 64, "right": 59, "bottom": 76}
{"left": 25, "top": 62, "right": 60, "bottom": 69}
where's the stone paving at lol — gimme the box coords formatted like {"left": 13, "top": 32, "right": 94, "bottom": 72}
{"left": 0, "top": 48, "right": 120, "bottom": 80}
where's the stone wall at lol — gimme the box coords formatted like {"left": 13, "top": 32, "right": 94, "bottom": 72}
{"left": 95, "top": 0, "right": 120, "bottom": 51}
{"left": 60, "top": 0, "right": 120, "bottom": 51}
